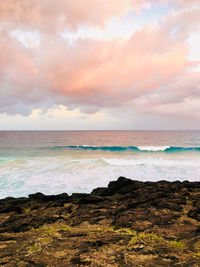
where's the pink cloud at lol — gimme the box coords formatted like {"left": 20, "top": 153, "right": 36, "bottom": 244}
{"left": 0, "top": 0, "right": 200, "bottom": 124}
{"left": 0, "top": 0, "right": 150, "bottom": 32}
{"left": 34, "top": 22, "right": 195, "bottom": 107}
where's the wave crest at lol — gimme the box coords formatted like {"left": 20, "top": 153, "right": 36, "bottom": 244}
{"left": 138, "top": 146, "right": 170, "bottom": 151}
{"left": 51, "top": 145, "right": 200, "bottom": 152}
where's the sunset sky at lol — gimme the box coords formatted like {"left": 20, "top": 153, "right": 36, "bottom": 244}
{"left": 0, "top": 0, "right": 200, "bottom": 130}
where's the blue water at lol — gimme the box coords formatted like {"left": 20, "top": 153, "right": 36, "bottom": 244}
{"left": 0, "top": 131, "right": 200, "bottom": 198}
{"left": 52, "top": 145, "right": 200, "bottom": 152}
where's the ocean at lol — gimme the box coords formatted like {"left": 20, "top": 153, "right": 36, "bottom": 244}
{"left": 0, "top": 130, "right": 200, "bottom": 198}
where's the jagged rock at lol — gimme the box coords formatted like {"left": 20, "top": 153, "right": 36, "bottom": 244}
{"left": 188, "top": 208, "right": 200, "bottom": 221}
{"left": 0, "top": 177, "right": 200, "bottom": 266}
{"left": 29, "top": 192, "right": 69, "bottom": 202}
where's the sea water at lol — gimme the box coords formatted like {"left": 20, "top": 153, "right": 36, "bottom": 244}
{"left": 0, "top": 130, "right": 200, "bottom": 198}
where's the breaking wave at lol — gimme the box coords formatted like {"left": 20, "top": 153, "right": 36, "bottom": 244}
{"left": 51, "top": 145, "right": 200, "bottom": 152}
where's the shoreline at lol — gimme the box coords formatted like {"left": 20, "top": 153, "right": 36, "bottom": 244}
{"left": 0, "top": 177, "right": 197, "bottom": 200}
{"left": 0, "top": 176, "right": 200, "bottom": 266}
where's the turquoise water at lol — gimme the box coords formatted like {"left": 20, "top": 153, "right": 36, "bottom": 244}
{"left": 0, "top": 131, "right": 200, "bottom": 198}
{"left": 52, "top": 145, "right": 200, "bottom": 152}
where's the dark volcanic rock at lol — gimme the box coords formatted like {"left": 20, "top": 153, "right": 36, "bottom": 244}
{"left": 0, "top": 204, "right": 22, "bottom": 214}
{"left": 1, "top": 177, "right": 200, "bottom": 266}
{"left": 188, "top": 208, "right": 200, "bottom": 221}
{"left": 0, "top": 213, "right": 58, "bottom": 233}
{"left": 92, "top": 176, "right": 143, "bottom": 196}
{"left": 29, "top": 192, "right": 69, "bottom": 202}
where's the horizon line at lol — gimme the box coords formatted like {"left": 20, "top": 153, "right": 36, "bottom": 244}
{"left": 0, "top": 129, "right": 200, "bottom": 132}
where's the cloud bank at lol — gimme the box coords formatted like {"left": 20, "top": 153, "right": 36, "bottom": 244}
{"left": 0, "top": 0, "right": 200, "bottom": 129}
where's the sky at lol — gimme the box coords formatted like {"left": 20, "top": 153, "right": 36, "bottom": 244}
{"left": 0, "top": 0, "right": 200, "bottom": 130}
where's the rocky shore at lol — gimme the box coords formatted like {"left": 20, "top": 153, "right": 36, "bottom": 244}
{"left": 0, "top": 177, "right": 200, "bottom": 266}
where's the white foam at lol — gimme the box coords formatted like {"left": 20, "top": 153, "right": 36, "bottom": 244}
{"left": 103, "top": 157, "right": 200, "bottom": 167}
{"left": 82, "top": 145, "right": 97, "bottom": 147}
{"left": 137, "top": 146, "right": 170, "bottom": 151}
{"left": 1, "top": 154, "right": 200, "bottom": 199}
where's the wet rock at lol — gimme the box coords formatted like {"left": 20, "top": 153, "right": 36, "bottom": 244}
{"left": 92, "top": 176, "right": 143, "bottom": 196}
{"left": 91, "top": 187, "right": 108, "bottom": 196}
{"left": 29, "top": 192, "right": 69, "bottom": 202}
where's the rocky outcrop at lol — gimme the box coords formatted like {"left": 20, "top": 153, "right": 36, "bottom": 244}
{"left": 0, "top": 177, "right": 200, "bottom": 266}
